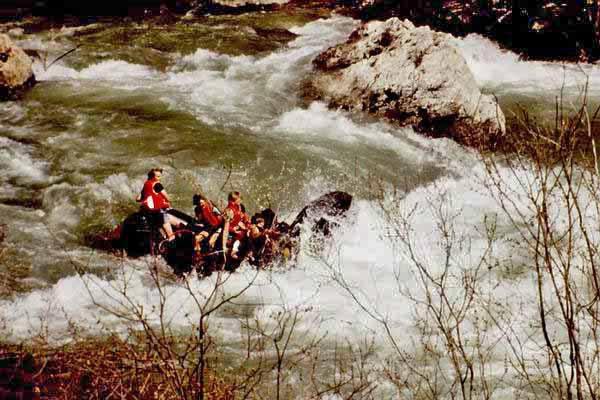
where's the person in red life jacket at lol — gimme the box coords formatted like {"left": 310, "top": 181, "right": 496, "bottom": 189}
{"left": 223, "top": 191, "right": 250, "bottom": 259}
{"left": 246, "top": 216, "right": 285, "bottom": 264}
{"left": 193, "top": 193, "right": 223, "bottom": 229}
{"left": 135, "top": 168, "right": 175, "bottom": 241}
{"left": 191, "top": 193, "right": 223, "bottom": 252}
{"left": 246, "top": 217, "right": 267, "bottom": 263}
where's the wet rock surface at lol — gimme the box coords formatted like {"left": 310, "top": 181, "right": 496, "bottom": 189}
{"left": 310, "top": 17, "right": 505, "bottom": 146}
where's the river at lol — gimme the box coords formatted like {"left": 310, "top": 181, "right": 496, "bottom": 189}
{"left": 1, "top": 10, "right": 600, "bottom": 397}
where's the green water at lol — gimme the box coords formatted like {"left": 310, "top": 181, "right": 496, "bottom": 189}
{"left": 1, "top": 9, "right": 598, "bottom": 292}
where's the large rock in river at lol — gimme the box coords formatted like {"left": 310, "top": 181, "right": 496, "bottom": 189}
{"left": 311, "top": 18, "right": 505, "bottom": 146}
{"left": 0, "top": 34, "right": 35, "bottom": 101}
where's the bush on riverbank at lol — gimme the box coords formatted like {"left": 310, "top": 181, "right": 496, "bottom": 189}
{"left": 482, "top": 93, "right": 600, "bottom": 169}
{"left": 0, "top": 336, "right": 235, "bottom": 399}
{"left": 381, "top": 94, "right": 600, "bottom": 399}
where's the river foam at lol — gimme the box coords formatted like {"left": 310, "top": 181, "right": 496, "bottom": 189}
{"left": 454, "top": 33, "right": 600, "bottom": 95}
{"left": 163, "top": 16, "right": 358, "bottom": 127}
{"left": 1, "top": 157, "right": 577, "bottom": 398}
{"left": 34, "top": 59, "right": 160, "bottom": 88}
{"left": 0, "top": 137, "right": 49, "bottom": 186}
{"left": 275, "top": 101, "right": 447, "bottom": 166}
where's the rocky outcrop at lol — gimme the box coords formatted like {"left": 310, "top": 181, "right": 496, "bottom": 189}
{"left": 0, "top": 34, "right": 35, "bottom": 101}
{"left": 310, "top": 18, "right": 505, "bottom": 146}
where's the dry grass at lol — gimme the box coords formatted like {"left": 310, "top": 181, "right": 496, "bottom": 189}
{"left": 0, "top": 336, "right": 235, "bottom": 400}
{"left": 476, "top": 101, "right": 600, "bottom": 170}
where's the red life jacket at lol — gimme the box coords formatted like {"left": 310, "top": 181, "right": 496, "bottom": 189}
{"left": 141, "top": 178, "right": 170, "bottom": 211}
{"left": 199, "top": 200, "right": 223, "bottom": 228}
{"left": 225, "top": 201, "right": 248, "bottom": 232}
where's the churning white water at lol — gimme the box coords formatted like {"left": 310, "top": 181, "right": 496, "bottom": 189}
{"left": 454, "top": 33, "right": 600, "bottom": 95}
{"left": 2, "top": 14, "right": 600, "bottom": 397}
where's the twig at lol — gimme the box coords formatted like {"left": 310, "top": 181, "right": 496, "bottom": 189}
{"left": 45, "top": 45, "right": 82, "bottom": 71}
{"left": 219, "top": 163, "right": 233, "bottom": 194}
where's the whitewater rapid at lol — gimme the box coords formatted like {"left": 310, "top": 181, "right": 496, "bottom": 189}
{"left": 2, "top": 15, "right": 600, "bottom": 397}
{"left": 0, "top": 14, "right": 593, "bottom": 325}
{"left": 454, "top": 33, "right": 600, "bottom": 95}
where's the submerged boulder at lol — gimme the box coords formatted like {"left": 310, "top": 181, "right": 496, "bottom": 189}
{"left": 0, "top": 34, "right": 35, "bottom": 101}
{"left": 310, "top": 18, "right": 505, "bottom": 146}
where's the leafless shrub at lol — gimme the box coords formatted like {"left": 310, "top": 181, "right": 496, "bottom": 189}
{"left": 482, "top": 86, "right": 600, "bottom": 400}
{"left": 318, "top": 83, "right": 600, "bottom": 399}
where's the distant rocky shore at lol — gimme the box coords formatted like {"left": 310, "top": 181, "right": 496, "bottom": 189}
{"left": 348, "top": 1, "right": 600, "bottom": 63}
{"left": 1, "top": 1, "right": 599, "bottom": 62}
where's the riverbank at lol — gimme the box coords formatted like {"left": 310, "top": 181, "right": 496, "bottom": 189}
{"left": 3, "top": 1, "right": 600, "bottom": 62}
{"left": 0, "top": 336, "right": 234, "bottom": 399}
